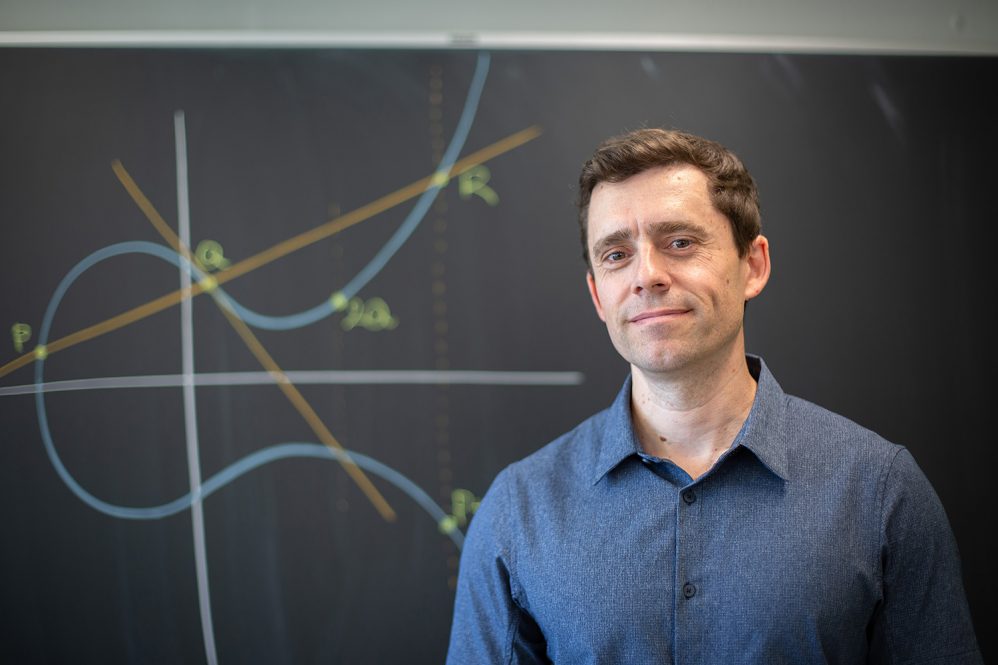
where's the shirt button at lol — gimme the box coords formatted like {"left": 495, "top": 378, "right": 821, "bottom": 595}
{"left": 683, "top": 583, "right": 697, "bottom": 599}
{"left": 682, "top": 490, "right": 697, "bottom": 505}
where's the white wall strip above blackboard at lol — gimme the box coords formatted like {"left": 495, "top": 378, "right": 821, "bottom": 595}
{"left": 1, "top": 30, "right": 995, "bottom": 55}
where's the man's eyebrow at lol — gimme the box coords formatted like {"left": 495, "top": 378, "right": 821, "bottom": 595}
{"left": 646, "top": 220, "right": 711, "bottom": 238}
{"left": 591, "top": 228, "right": 634, "bottom": 258}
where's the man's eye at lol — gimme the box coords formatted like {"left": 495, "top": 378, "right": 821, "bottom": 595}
{"left": 606, "top": 250, "right": 627, "bottom": 262}
{"left": 670, "top": 238, "right": 693, "bottom": 250}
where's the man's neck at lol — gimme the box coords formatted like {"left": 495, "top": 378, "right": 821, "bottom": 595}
{"left": 630, "top": 348, "right": 758, "bottom": 480}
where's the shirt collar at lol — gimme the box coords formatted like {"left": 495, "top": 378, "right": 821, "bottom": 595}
{"left": 734, "top": 355, "right": 789, "bottom": 481}
{"left": 590, "top": 355, "right": 789, "bottom": 485}
{"left": 590, "top": 373, "right": 642, "bottom": 485}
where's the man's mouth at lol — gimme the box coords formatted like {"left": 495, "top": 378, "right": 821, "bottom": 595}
{"left": 629, "top": 308, "right": 691, "bottom": 324}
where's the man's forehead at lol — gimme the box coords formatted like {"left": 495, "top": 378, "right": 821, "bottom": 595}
{"left": 589, "top": 167, "right": 717, "bottom": 228}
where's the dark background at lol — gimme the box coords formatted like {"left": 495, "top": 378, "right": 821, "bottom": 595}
{"left": 0, "top": 48, "right": 994, "bottom": 663}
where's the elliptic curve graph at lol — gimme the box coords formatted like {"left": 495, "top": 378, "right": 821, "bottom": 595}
{"left": 0, "top": 51, "right": 576, "bottom": 665}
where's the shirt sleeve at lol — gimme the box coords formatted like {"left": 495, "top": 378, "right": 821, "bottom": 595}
{"left": 446, "top": 468, "right": 550, "bottom": 665}
{"left": 867, "top": 448, "right": 982, "bottom": 665}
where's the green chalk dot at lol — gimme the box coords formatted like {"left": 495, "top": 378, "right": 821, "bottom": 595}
{"left": 330, "top": 292, "right": 349, "bottom": 311}
{"left": 438, "top": 516, "right": 457, "bottom": 535}
{"left": 34, "top": 345, "right": 48, "bottom": 360}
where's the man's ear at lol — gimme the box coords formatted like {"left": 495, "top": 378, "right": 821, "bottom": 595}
{"left": 743, "top": 235, "right": 771, "bottom": 301}
{"left": 586, "top": 271, "right": 607, "bottom": 322}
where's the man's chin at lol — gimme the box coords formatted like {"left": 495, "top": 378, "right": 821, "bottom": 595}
{"left": 624, "top": 349, "right": 691, "bottom": 376}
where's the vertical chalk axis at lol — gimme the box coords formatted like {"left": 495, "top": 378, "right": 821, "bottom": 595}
{"left": 175, "top": 110, "right": 219, "bottom": 665}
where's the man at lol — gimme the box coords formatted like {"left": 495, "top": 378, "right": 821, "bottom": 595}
{"left": 446, "top": 128, "right": 981, "bottom": 663}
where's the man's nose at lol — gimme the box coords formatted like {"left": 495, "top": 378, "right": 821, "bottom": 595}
{"left": 633, "top": 243, "right": 672, "bottom": 294}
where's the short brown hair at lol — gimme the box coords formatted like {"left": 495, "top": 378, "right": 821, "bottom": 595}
{"left": 577, "top": 128, "right": 761, "bottom": 268}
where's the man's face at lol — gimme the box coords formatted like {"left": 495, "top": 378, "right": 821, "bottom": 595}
{"left": 585, "top": 164, "right": 770, "bottom": 377}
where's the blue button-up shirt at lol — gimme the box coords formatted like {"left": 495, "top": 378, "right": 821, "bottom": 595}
{"left": 447, "top": 357, "right": 981, "bottom": 664}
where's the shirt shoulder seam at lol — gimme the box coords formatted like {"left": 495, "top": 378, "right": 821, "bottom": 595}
{"left": 498, "top": 465, "right": 536, "bottom": 663}
{"left": 500, "top": 465, "right": 527, "bottom": 610}
{"left": 876, "top": 444, "right": 908, "bottom": 663}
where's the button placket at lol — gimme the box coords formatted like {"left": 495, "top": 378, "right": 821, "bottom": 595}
{"left": 679, "top": 487, "right": 700, "bottom": 606}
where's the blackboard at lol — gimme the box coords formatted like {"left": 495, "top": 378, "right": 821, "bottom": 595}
{"left": 0, "top": 47, "right": 994, "bottom": 663}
